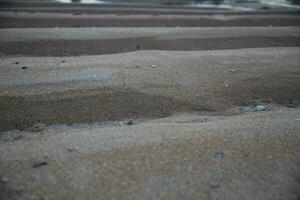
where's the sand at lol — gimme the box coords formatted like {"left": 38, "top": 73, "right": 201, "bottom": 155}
{"left": 1, "top": 47, "right": 299, "bottom": 131}
{"left": 0, "top": 27, "right": 299, "bottom": 56}
{"left": 1, "top": 12, "right": 300, "bottom": 28}
{"left": 0, "top": 2, "right": 300, "bottom": 200}
{"left": 1, "top": 108, "right": 300, "bottom": 200}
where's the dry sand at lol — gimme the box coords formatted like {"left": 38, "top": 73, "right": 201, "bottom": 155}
{"left": 1, "top": 108, "right": 300, "bottom": 200}
{"left": 1, "top": 47, "right": 300, "bottom": 200}
{"left": 1, "top": 47, "right": 300, "bottom": 131}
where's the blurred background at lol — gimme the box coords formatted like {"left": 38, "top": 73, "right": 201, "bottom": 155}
{"left": 52, "top": 0, "right": 300, "bottom": 7}
{"left": 1, "top": 0, "right": 300, "bottom": 8}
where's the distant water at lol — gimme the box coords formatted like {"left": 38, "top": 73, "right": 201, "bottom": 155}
{"left": 58, "top": 0, "right": 108, "bottom": 3}
{"left": 55, "top": 0, "right": 300, "bottom": 9}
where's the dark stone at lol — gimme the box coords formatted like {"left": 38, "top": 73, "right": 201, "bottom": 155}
{"left": 127, "top": 120, "right": 134, "bottom": 125}
{"left": 32, "top": 161, "right": 48, "bottom": 168}
{"left": 67, "top": 147, "right": 77, "bottom": 152}
{"left": 286, "top": 100, "right": 299, "bottom": 108}
{"left": 260, "top": 6, "right": 270, "bottom": 10}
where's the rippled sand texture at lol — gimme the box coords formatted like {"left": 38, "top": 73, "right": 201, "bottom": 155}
{"left": 0, "top": 1, "right": 300, "bottom": 200}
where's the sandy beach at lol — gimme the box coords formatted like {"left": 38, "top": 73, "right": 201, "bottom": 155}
{"left": 0, "top": 1, "right": 300, "bottom": 200}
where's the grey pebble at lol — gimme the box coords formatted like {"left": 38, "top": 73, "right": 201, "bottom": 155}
{"left": 211, "top": 151, "right": 224, "bottom": 159}
{"left": 210, "top": 182, "right": 220, "bottom": 188}
{"left": 32, "top": 161, "right": 48, "bottom": 168}
{"left": 200, "top": 118, "right": 208, "bottom": 122}
{"left": 67, "top": 147, "right": 77, "bottom": 152}
{"left": 255, "top": 105, "right": 266, "bottom": 112}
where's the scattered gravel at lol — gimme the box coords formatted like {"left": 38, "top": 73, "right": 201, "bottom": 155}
{"left": 1, "top": 131, "right": 23, "bottom": 141}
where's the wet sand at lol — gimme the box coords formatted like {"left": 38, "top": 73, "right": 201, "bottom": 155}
{"left": 0, "top": 27, "right": 299, "bottom": 56}
{"left": 1, "top": 12, "right": 300, "bottom": 28}
{"left": 0, "top": 2, "right": 300, "bottom": 200}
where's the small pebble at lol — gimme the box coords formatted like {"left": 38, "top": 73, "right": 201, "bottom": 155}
{"left": 21, "top": 66, "right": 27, "bottom": 69}
{"left": 255, "top": 105, "right": 266, "bottom": 112}
{"left": 200, "top": 118, "right": 208, "bottom": 123}
{"left": 15, "top": 62, "right": 19, "bottom": 65}
{"left": 32, "top": 161, "right": 48, "bottom": 168}
{"left": 119, "top": 121, "right": 124, "bottom": 126}
{"left": 32, "top": 123, "right": 46, "bottom": 132}
{"left": 151, "top": 64, "right": 157, "bottom": 68}
{"left": 210, "top": 182, "right": 220, "bottom": 188}
{"left": 211, "top": 151, "right": 224, "bottom": 159}
{"left": 229, "top": 69, "right": 236, "bottom": 72}
{"left": 67, "top": 147, "right": 77, "bottom": 152}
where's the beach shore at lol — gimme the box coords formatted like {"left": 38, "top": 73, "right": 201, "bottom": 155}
{"left": 0, "top": 2, "right": 300, "bottom": 200}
